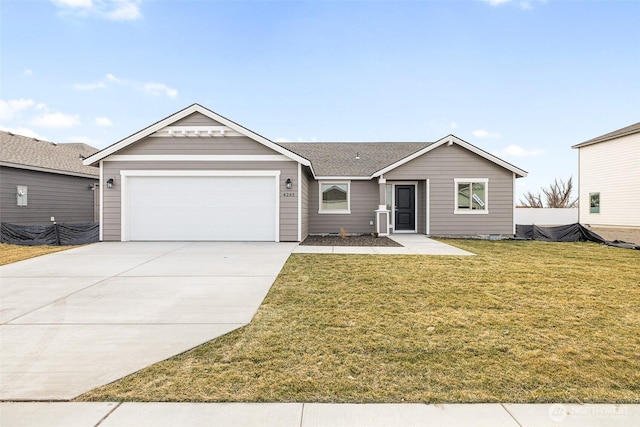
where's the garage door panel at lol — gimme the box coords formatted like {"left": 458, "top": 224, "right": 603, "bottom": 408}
{"left": 126, "top": 175, "right": 276, "bottom": 241}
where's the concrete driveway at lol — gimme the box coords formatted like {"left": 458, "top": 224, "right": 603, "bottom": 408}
{"left": 0, "top": 242, "right": 297, "bottom": 400}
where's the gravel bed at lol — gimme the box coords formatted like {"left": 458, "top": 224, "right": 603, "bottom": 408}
{"left": 300, "top": 234, "right": 403, "bottom": 247}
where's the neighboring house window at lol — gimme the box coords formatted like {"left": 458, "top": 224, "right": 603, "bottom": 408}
{"left": 590, "top": 192, "right": 600, "bottom": 213}
{"left": 454, "top": 179, "right": 488, "bottom": 214}
{"left": 319, "top": 181, "right": 350, "bottom": 213}
{"left": 16, "top": 185, "right": 28, "bottom": 207}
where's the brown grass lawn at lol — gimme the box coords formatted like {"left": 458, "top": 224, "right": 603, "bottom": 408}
{"left": 79, "top": 240, "right": 640, "bottom": 403}
{"left": 0, "top": 243, "right": 71, "bottom": 265}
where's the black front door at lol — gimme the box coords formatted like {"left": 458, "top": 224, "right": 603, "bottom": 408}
{"left": 395, "top": 185, "right": 415, "bottom": 231}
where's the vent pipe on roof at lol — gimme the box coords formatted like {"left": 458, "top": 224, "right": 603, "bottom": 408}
{"left": 355, "top": 152, "right": 360, "bottom": 160}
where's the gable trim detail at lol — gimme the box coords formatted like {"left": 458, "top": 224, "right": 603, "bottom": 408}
{"left": 84, "top": 104, "right": 310, "bottom": 167}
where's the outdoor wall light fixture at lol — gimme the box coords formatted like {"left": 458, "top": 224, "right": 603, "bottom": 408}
{"left": 106, "top": 178, "right": 114, "bottom": 189}
{"left": 286, "top": 178, "right": 292, "bottom": 189}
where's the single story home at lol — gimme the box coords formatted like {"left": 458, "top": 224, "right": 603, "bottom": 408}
{"left": 0, "top": 131, "right": 99, "bottom": 225}
{"left": 572, "top": 121, "right": 640, "bottom": 228}
{"left": 84, "top": 104, "right": 527, "bottom": 242}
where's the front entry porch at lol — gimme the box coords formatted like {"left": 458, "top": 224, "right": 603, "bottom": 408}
{"left": 375, "top": 179, "right": 427, "bottom": 236}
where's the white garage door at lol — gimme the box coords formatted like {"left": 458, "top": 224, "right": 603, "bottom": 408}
{"left": 126, "top": 175, "right": 277, "bottom": 241}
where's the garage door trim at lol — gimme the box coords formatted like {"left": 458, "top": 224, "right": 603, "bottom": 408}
{"left": 120, "top": 170, "right": 280, "bottom": 242}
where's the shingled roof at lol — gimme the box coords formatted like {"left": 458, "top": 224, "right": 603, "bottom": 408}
{"left": 572, "top": 121, "right": 640, "bottom": 148}
{"left": 0, "top": 131, "right": 99, "bottom": 178}
{"left": 280, "top": 142, "right": 433, "bottom": 177}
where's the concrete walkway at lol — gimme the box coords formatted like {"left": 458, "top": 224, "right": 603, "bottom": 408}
{"left": 293, "top": 234, "right": 474, "bottom": 255}
{"left": 0, "top": 242, "right": 296, "bottom": 400}
{"left": 1, "top": 402, "right": 638, "bottom": 426}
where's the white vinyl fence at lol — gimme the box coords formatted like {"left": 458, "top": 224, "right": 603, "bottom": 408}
{"left": 514, "top": 208, "right": 579, "bottom": 225}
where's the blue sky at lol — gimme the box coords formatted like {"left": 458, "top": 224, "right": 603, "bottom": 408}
{"left": 1, "top": 0, "right": 639, "bottom": 200}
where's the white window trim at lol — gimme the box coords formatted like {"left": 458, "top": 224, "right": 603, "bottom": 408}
{"left": 318, "top": 180, "right": 351, "bottom": 214}
{"left": 454, "top": 178, "right": 489, "bottom": 215}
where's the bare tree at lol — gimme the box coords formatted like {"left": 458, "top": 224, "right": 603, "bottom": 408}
{"left": 519, "top": 177, "right": 577, "bottom": 208}
{"left": 520, "top": 191, "right": 544, "bottom": 208}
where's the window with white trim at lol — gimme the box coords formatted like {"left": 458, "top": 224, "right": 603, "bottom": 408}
{"left": 590, "top": 192, "right": 600, "bottom": 213}
{"left": 319, "top": 181, "right": 350, "bottom": 214}
{"left": 454, "top": 179, "right": 488, "bottom": 214}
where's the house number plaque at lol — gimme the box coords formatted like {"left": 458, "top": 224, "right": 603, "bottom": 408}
{"left": 282, "top": 192, "right": 296, "bottom": 197}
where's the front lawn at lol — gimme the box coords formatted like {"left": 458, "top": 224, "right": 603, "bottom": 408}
{"left": 79, "top": 240, "right": 640, "bottom": 403}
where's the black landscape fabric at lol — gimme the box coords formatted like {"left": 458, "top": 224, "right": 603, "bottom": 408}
{"left": 515, "top": 223, "right": 639, "bottom": 250}
{"left": 1, "top": 222, "right": 99, "bottom": 246}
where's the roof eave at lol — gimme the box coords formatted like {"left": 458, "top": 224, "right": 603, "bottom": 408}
{"left": 1, "top": 162, "right": 99, "bottom": 179}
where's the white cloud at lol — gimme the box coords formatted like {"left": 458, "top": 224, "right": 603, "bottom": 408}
{"left": 0, "top": 125, "right": 46, "bottom": 140}
{"left": 274, "top": 138, "right": 291, "bottom": 143}
{"left": 449, "top": 122, "right": 459, "bottom": 130}
{"left": 31, "top": 112, "right": 81, "bottom": 128}
{"left": 50, "top": 0, "right": 142, "bottom": 21}
{"left": 472, "top": 129, "right": 501, "bottom": 138}
{"left": 493, "top": 144, "right": 545, "bottom": 158}
{"left": 106, "top": 73, "right": 122, "bottom": 83}
{"left": 143, "top": 82, "right": 178, "bottom": 98}
{"left": 105, "top": 1, "right": 142, "bottom": 21}
{"left": 23, "top": 69, "right": 33, "bottom": 77}
{"left": 480, "top": 0, "right": 544, "bottom": 9}
{"left": 74, "top": 81, "right": 106, "bottom": 90}
{"left": 0, "top": 99, "right": 36, "bottom": 120}
{"left": 94, "top": 116, "right": 113, "bottom": 126}
{"left": 482, "top": 0, "right": 512, "bottom": 6}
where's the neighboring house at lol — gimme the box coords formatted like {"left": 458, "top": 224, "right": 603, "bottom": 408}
{"left": 572, "top": 121, "right": 640, "bottom": 228}
{"left": 0, "top": 131, "right": 99, "bottom": 225}
{"left": 83, "top": 104, "right": 527, "bottom": 242}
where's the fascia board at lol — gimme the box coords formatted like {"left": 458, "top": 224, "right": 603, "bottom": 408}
{"left": 1, "top": 162, "right": 99, "bottom": 179}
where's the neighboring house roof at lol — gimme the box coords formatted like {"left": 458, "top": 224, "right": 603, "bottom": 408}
{"left": 280, "top": 142, "right": 432, "bottom": 177}
{"left": 83, "top": 103, "right": 311, "bottom": 167}
{"left": 0, "top": 131, "right": 99, "bottom": 178}
{"left": 572, "top": 121, "right": 640, "bottom": 148}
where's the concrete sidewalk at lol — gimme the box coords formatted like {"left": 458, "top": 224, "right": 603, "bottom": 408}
{"left": 1, "top": 402, "right": 638, "bottom": 426}
{"left": 293, "top": 234, "right": 474, "bottom": 255}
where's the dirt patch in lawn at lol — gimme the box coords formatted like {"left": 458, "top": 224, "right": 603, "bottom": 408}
{"left": 300, "top": 234, "right": 402, "bottom": 247}
{"left": 0, "top": 243, "right": 71, "bottom": 265}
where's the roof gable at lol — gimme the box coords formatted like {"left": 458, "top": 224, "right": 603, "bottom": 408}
{"left": 373, "top": 135, "right": 527, "bottom": 178}
{"left": 572, "top": 121, "right": 640, "bottom": 148}
{"left": 0, "top": 131, "right": 99, "bottom": 178}
{"left": 84, "top": 104, "right": 311, "bottom": 166}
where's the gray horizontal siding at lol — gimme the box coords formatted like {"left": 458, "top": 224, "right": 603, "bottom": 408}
{"left": 386, "top": 144, "right": 514, "bottom": 235}
{"left": 171, "top": 112, "right": 224, "bottom": 127}
{"left": 119, "top": 135, "right": 277, "bottom": 156}
{"left": 102, "top": 160, "right": 299, "bottom": 242}
{"left": 308, "top": 180, "right": 378, "bottom": 235}
{"left": 0, "top": 166, "right": 97, "bottom": 225}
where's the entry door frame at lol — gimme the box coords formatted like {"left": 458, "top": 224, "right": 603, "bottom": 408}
{"left": 390, "top": 181, "right": 418, "bottom": 233}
